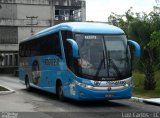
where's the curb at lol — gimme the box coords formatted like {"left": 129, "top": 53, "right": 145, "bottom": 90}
{"left": 131, "top": 97, "right": 160, "bottom": 105}
{"left": 143, "top": 99, "right": 160, "bottom": 105}
{"left": 130, "top": 97, "right": 145, "bottom": 103}
{"left": 0, "top": 85, "right": 15, "bottom": 95}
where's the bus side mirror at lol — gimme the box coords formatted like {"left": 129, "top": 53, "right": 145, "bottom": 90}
{"left": 67, "top": 39, "right": 79, "bottom": 58}
{"left": 128, "top": 39, "right": 141, "bottom": 58}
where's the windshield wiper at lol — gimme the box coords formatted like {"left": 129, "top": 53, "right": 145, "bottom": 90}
{"left": 94, "top": 51, "right": 105, "bottom": 80}
{"left": 109, "top": 58, "right": 122, "bottom": 80}
{"left": 107, "top": 51, "right": 122, "bottom": 80}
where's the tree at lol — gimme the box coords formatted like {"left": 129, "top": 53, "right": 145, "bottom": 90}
{"left": 149, "top": 32, "right": 160, "bottom": 48}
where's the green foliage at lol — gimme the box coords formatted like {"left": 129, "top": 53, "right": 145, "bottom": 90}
{"left": 133, "top": 71, "right": 160, "bottom": 98}
{"left": 149, "top": 31, "right": 160, "bottom": 48}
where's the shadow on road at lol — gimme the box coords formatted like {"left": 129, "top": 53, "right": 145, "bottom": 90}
{"left": 143, "top": 101, "right": 160, "bottom": 106}
{"left": 20, "top": 87, "right": 129, "bottom": 108}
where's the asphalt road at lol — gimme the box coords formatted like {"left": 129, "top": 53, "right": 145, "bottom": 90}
{"left": 0, "top": 75, "right": 159, "bottom": 118}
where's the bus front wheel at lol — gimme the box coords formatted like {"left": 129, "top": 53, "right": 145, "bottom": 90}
{"left": 57, "top": 81, "right": 65, "bottom": 101}
{"left": 25, "top": 76, "right": 31, "bottom": 91}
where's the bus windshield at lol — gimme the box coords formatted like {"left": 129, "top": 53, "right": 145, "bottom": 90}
{"left": 75, "top": 34, "right": 131, "bottom": 81}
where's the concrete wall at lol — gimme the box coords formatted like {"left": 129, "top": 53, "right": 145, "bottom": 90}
{"left": 0, "top": 1, "right": 53, "bottom": 49}
{"left": 0, "top": 19, "right": 50, "bottom": 26}
{"left": 0, "top": 4, "right": 17, "bottom": 19}
{"left": 17, "top": 4, "right": 52, "bottom": 20}
{"left": 0, "top": 0, "right": 49, "bottom": 5}
{"left": 0, "top": 44, "right": 18, "bottom": 51}
{"left": 18, "top": 26, "right": 48, "bottom": 43}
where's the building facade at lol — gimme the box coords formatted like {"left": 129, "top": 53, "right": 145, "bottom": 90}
{"left": 0, "top": 0, "right": 86, "bottom": 73}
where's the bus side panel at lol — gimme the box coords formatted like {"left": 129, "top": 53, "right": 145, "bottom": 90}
{"left": 59, "top": 70, "right": 70, "bottom": 98}
{"left": 41, "top": 55, "right": 62, "bottom": 93}
{"left": 40, "top": 56, "right": 56, "bottom": 93}
{"left": 19, "top": 66, "right": 26, "bottom": 84}
{"left": 19, "top": 56, "right": 70, "bottom": 95}
{"left": 62, "top": 70, "right": 78, "bottom": 99}
{"left": 27, "top": 56, "right": 46, "bottom": 89}
{"left": 19, "top": 57, "right": 30, "bottom": 84}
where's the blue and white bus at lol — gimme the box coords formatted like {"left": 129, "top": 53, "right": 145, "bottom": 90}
{"left": 19, "top": 22, "right": 140, "bottom": 101}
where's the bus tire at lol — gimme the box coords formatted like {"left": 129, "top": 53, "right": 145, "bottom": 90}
{"left": 25, "top": 76, "right": 31, "bottom": 91}
{"left": 56, "top": 81, "right": 65, "bottom": 101}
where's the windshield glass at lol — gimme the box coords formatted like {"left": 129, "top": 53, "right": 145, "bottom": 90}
{"left": 75, "top": 34, "right": 131, "bottom": 81}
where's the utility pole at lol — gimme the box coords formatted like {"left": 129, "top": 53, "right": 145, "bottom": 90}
{"left": 26, "top": 16, "right": 38, "bottom": 35}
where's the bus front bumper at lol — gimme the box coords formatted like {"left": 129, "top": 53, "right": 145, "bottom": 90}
{"left": 70, "top": 85, "right": 133, "bottom": 101}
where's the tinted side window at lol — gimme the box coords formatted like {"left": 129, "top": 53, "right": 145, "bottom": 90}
{"left": 19, "top": 32, "right": 61, "bottom": 57}
{"left": 52, "top": 33, "right": 61, "bottom": 56}
{"left": 40, "top": 32, "right": 61, "bottom": 56}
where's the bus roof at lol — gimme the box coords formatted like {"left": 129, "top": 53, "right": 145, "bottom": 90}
{"left": 37, "top": 22, "right": 125, "bottom": 35}
{"left": 21, "top": 22, "right": 125, "bottom": 43}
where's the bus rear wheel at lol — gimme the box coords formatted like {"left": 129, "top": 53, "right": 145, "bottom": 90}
{"left": 57, "top": 82, "right": 65, "bottom": 101}
{"left": 25, "top": 76, "right": 31, "bottom": 91}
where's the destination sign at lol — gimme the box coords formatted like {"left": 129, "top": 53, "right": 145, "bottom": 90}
{"left": 85, "top": 35, "right": 97, "bottom": 40}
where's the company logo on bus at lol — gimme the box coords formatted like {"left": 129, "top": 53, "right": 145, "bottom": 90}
{"left": 106, "top": 81, "right": 126, "bottom": 86}
{"left": 44, "top": 58, "right": 59, "bottom": 66}
{"left": 92, "top": 80, "right": 127, "bottom": 87}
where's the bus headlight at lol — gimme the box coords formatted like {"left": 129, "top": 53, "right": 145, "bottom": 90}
{"left": 74, "top": 80, "right": 93, "bottom": 89}
{"left": 127, "top": 77, "right": 133, "bottom": 86}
